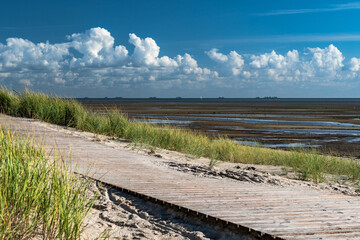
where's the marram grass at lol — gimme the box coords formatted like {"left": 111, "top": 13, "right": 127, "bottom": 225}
{"left": 1, "top": 87, "right": 360, "bottom": 182}
{"left": 0, "top": 128, "right": 93, "bottom": 239}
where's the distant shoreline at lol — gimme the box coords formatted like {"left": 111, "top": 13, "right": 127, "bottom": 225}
{"left": 75, "top": 97, "right": 360, "bottom": 105}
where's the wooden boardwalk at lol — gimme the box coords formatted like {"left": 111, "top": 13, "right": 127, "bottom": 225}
{"left": 2, "top": 114, "right": 360, "bottom": 239}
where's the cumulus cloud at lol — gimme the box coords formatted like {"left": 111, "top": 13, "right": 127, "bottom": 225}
{"left": 308, "top": 44, "right": 344, "bottom": 72}
{"left": 0, "top": 38, "right": 69, "bottom": 70}
{"left": 206, "top": 48, "right": 244, "bottom": 76}
{"left": 350, "top": 57, "right": 360, "bottom": 72}
{"left": 207, "top": 45, "right": 358, "bottom": 83}
{"left": 250, "top": 50, "right": 298, "bottom": 69}
{"left": 129, "top": 33, "right": 159, "bottom": 66}
{"left": 129, "top": 33, "right": 178, "bottom": 67}
{"left": 248, "top": 50, "right": 300, "bottom": 81}
{"left": 207, "top": 48, "right": 301, "bottom": 81}
{"left": 69, "top": 27, "right": 128, "bottom": 67}
{"left": 206, "top": 48, "right": 228, "bottom": 63}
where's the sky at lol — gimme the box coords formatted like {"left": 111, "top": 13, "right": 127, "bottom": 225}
{"left": 1, "top": 0, "right": 360, "bottom": 98}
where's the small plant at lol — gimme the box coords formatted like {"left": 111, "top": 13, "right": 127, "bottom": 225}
{"left": 281, "top": 166, "right": 289, "bottom": 176}
{"left": 209, "top": 158, "right": 218, "bottom": 168}
{"left": 149, "top": 147, "right": 155, "bottom": 154}
{"left": 93, "top": 134, "right": 102, "bottom": 142}
{"left": 93, "top": 229, "right": 112, "bottom": 240}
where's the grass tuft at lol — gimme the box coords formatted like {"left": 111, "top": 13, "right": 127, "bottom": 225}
{"left": 0, "top": 127, "right": 93, "bottom": 239}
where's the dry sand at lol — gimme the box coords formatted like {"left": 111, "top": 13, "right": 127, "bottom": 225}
{"left": 81, "top": 179, "right": 253, "bottom": 240}
{"left": 32, "top": 120, "right": 360, "bottom": 239}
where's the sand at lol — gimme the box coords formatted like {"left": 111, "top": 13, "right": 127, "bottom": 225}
{"left": 81, "top": 179, "right": 253, "bottom": 240}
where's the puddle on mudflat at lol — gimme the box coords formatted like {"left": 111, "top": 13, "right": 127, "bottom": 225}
{"left": 222, "top": 128, "right": 360, "bottom": 144}
{"left": 347, "top": 137, "right": 360, "bottom": 143}
{"left": 235, "top": 140, "right": 320, "bottom": 148}
{"left": 131, "top": 119, "right": 192, "bottom": 125}
{"left": 270, "top": 109, "right": 341, "bottom": 112}
{"left": 316, "top": 138, "right": 341, "bottom": 142}
{"left": 216, "top": 126, "right": 246, "bottom": 131}
{"left": 256, "top": 137, "right": 339, "bottom": 142}
{"left": 328, "top": 115, "right": 360, "bottom": 117}
{"left": 92, "top": 112, "right": 133, "bottom": 115}
{"left": 224, "top": 127, "right": 360, "bottom": 136}
{"left": 125, "top": 107, "right": 177, "bottom": 111}
{"left": 196, "top": 113, "right": 326, "bottom": 118}
{"left": 148, "top": 115, "right": 360, "bottom": 127}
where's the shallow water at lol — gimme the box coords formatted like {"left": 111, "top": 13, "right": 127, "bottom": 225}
{"left": 232, "top": 128, "right": 360, "bottom": 136}
{"left": 197, "top": 113, "right": 326, "bottom": 118}
{"left": 347, "top": 137, "right": 360, "bottom": 143}
{"left": 223, "top": 127, "right": 360, "bottom": 145}
{"left": 148, "top": 115, "right": 360, "bottom": 127}
{"left": 328, "top": 114, "right": 360, "bottom": 117}
{"left": 235, "top": 140, "right": 320, "bottom": 148}
{"left": 93, "top": 112, "right": 141, "bottom": 116}
{"left": 132, "top": 118, "right": 192, "bottom": 125}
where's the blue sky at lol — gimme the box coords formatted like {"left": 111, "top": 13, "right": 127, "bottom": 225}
{"left": 1, "top": 0, "right": 360, "bottom": 97}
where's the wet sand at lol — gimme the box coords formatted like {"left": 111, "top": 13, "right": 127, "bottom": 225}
{"left": 79, "top": 100, "right": 360, "bottom": 159}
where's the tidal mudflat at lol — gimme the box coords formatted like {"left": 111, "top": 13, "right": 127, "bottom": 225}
{"left": 79, "top": 98, "right": 360, "bottom": 158}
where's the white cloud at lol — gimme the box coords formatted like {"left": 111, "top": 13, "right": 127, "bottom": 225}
{"left": 206, "top": 48, "right": 228, "bottom": 63}
{"left": 69, "top": 27, "right": 128, "bottom": 67}
{"left": 129, "top": 33, "right": 179, "bottom": 67}
{"left": 176, "top": 53, "right": 198, "bottom": 73}
{"left": 242, "top": 71, "right": 251, "bottom": 78}
{"left": 207, "top": 45, "right": 356, "bottom": 83}
{"left": 350, "top": 57, "right": 360, "bottom": 71}
{"left": 227, "top": 51, "right": 244, "bottom": 76}
{"left": 249, "top": 50, "right": 300, "bottom": 81}
{"left": 257, "top": 2, "right": 360, "bottom": 16}
{"left": 0, "top": 38, "right": 69, "bottom": 70}
{"left": 129, "top": 33, "right": 160, "bottom": 66}
{"left": 206, "top": 48, "right": 244, "bottom": 76}
{"left": 250, "top": 50, "right": 298, "bottom": 69}
{"left": 308, "top": 44, "right": 344, "bottom": 71}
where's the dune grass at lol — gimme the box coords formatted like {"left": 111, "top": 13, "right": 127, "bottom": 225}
{"left": 1, "top": 87, "right": 360, "bottom": 182}
{"left": 0, "top": 127, "right": 93, "bottom": 239}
